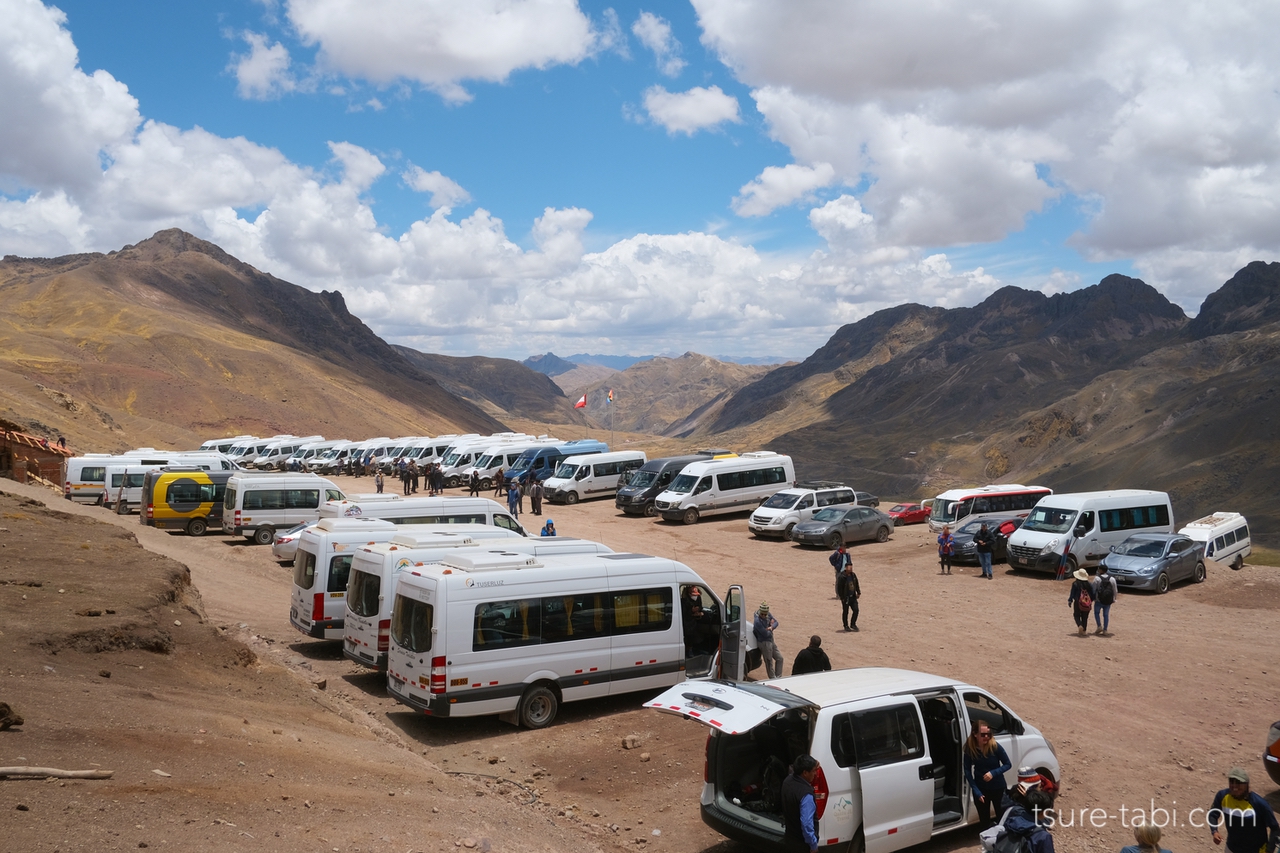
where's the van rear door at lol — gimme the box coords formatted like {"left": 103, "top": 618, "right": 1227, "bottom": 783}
{"left": 644, "top": 679, "right": 802, "bottom": 734}
{"left": 717, "top": 584, "right": 750, "bottom": 681}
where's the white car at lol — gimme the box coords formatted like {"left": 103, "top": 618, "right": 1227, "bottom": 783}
{"left": 271, "top": 522, "right": 314, "bottom": 565}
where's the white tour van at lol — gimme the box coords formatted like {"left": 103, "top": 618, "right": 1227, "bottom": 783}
{"left": 200, "top": 435, "right": 256, "bottom": 453}
{"left": 318, "top": 495, "right": 526, "bottom": 536}
{"left": 461, "top": 437, "right": 562, "bottom": 490}
{"left": 289, "top": 518, "right": 400, "bottom": 639}
{"left": 385, "top": 554, "right": 751, "bottom": 728}
{"left": 653, "top": 451, "right": 796, "bottom": 524}
{"left": 748, "top": 481, "right": 859, "bottom": 540}
{"left": 544, "top": 450, "right": 647, "bottom": 504}
{"left": 252, "top": 435, "right": 321, "bottom": 470}
{"left": 647, "top": 668, "right": 1060, "bottom": 853}
{"left": 67, "top": 451, "right": 232, "bottom": 506}
{"left": 1006, "top": 489, "right": 1174, "bottom": 574}
{"left": 222, "top": 472, "right": 346, "bottom": 544}
{"left": 1180, "top": 512, "right": 1251, "bottom": 570}
{"left": 343, "top": 534, "right": 611, "bottom": 671}
{"left": 439, "top": 435, "right": 534, "bottom": 487}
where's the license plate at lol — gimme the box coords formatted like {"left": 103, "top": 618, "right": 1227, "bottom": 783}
{"left": 1017, "top": 557, "right": 1028, "bottom": 565}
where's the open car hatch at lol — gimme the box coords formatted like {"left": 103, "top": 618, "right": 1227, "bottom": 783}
{"left": 644, "top": 679, "right": 803, "bottom": 734}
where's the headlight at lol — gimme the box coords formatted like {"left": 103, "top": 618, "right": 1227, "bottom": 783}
{"left": 1138, "top": 563, "right": 1159, "bottom": 575}
{"left": 1040, "top": 537, "right": 1060, "bottom": 555}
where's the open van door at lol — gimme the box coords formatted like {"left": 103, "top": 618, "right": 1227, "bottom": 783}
{"left": 718, "top": 584, "right": 750, "bottom": 681}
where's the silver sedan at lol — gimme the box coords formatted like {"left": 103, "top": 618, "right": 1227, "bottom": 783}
{"left": 1102, "top": 533, "right": 1206, "bottom": 593}
{"left": 791, "top": 505, "right": 895, "bottom": 548}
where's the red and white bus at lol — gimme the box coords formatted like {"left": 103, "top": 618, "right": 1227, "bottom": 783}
{"left": 927, "top": 484, "right": 1052, "bottom": 532}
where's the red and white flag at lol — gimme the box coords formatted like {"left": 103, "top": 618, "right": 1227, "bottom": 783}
{"left": 574, "top": 394, "right": 587, "bottom": 409}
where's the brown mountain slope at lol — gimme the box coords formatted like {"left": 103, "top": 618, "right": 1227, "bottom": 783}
{"left": 392, "top": 345, "right": 587, "bottom": 425}
{"left": 572, "top": 353, "right": 774, "bottom": 435}
{"left": 0, "top": 230, "right": 503, "bottom": 450}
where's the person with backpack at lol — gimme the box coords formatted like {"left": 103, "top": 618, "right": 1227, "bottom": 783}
{"left": 836, "top": 563, "right": 861, "bottom": 631}
{"left": 1068, "top": 567, "right": 1093, "bottom": 636}
{"left": 999, "top": 787, "right": 1056, "bottom": 853}
{"left": 937, "top": 525, "right": 956, "bottom": 575}
{"left": 1092, "top": 565, "right": 1117, "bottom": 634}
{"left": 828, "top": 544, "right": 851, "bottom": 597}
{"left": 964, "top": 720, "right": 1012, "bottom": 829}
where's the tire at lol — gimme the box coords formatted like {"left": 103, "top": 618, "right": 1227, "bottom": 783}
{"left": 446, "top": 476, "right": 459, "bottom": 488}
{"left": 564, "top": 491, "right": 580, "bottom": 505}
{"left": 187, "top": 517, "right": 207, "bottom": 537}
{"left": 682, "top": 508, "right": 699, "bottom": 525}
{"left": 95, "top": 494, "right": 105, "bottom": 507}
{"left": 643, "top": 503, "right": 658, "bottom": 518}
{"left": 517, "top": 684, "right": 559, "bottom": 729}
{"left": 1155, "top": 572, "right": 1170, "bottom": 594}
{"left": 1193, "top": 561, "right": 1206, "bottom": 583}
{"left": 253, "top": 526, "right": 275, "bottom": 546}
{"left": 479, "top": 478, "right": 492, "bottom": 491}
{"left": 827, "top": 532, "right": 843, "bottom": 549}
{"left": 876, "top": 526, "right": 890, "bottom": 543}
{"left": 115, "top": 500, "right": 129, "bottom": 515}
{"left": 1065, "top": 555, "right": 1078, "bottom": 576}
{"left": 846, "top": 828, "right": 865, "bottom": 853}
{"left": 783, "top": 523, "right": 796, "bottom": 541}
{"left": 1231, "top": 555, "right": 1244, "bottom": 571}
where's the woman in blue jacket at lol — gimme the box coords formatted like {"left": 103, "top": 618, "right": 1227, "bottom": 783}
{"left": 963, "top": 720, "right": 1011, "bottom": 829}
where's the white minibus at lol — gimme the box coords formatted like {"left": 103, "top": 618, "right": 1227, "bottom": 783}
{"left": 289, "top": 518, "right": 400, "bottom": 639}
{"left": 653, "top": 451, "right": 796, "bottom": 524}
{"left": 1007, "top": 489, "right": 1174, "bottom": 573}
{"left": 461, "top": 437, "right": 562, "bottom": 491}
{"left": 318, "top": 495, "right": 526, "bottom": 536}
{"left": 222, "top": 473, "right": 346, "bottom": 544}
{"left": 385, "top": 552, "right": 749, "bottom": 728}
{"left": 544, "top": 450, "right": 647, "bottom": 504}
{"left": 439, "top": 435, "right": 534, "bottom": 487}
{"left": 927, "top": 483, "right": 1052, "bottom": 532}
{"left": 343, "top": 533, "right": 601, "bottom": 671}
{"left": 1180, "top": 512, "right": 1251, "bottom": 571}
{"left": 67, "top": 451, "right": 232, "bottom": 505}
{"left": 200, "top": 435, "right": 256, "bottom": 453}
{"left": 252, "top": 435, "right": 320, "bottom": 470}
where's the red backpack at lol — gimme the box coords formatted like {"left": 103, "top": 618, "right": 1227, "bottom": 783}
{"left": 1076, "top": 583, "right": 1093, "bottom": 611}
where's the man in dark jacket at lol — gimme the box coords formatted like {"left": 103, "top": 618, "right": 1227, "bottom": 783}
{"left": 791, "top": 636, "right": 832, "bottom": 675}
{"left": 781, "top": 754, "right": 821, "bottom": 852}
{"left": 1210, "top": 767, "right": 1280, "bottom": 853}
{"left": 836, "top": 564, "right": 861, "bottom": 631}
{"left": 1002, "top": 787, "right": 1056, "bottom": 853}
{"left": 973, "top": 522, "right": 996, "bottom": 578}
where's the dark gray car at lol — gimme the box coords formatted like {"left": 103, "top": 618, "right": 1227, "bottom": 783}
{"left": 1102, "top": 533, "right": 1206, "bottom": 593}
{"left": 791, "top": 504, "right": 894, "bottom": 548}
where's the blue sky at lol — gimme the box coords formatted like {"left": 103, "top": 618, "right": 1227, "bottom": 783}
{"left": 3, "top": 0, "right": 1278, "bottom": 360}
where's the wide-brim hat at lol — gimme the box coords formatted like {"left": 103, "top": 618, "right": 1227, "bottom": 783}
{"left": 1073, "top": 568, "right": 1089, "bottom": 581}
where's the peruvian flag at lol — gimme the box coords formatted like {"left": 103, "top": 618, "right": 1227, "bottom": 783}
{"left": 574, "top": 394, "right": 587, "bottom": 409}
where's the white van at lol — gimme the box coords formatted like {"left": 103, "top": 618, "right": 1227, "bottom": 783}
{"left": 285, "top": 438, "right": 344, "bottom": 472}
{"left": 462, "top": 437, "right": 562, "bottom": 490}
{"left": 200, "top": 435, "right": 256, "bottom": 453}
{"left": 748, "top": 481, "right": 858, "bottom": 540}
{"left": 318, "top": 495, "right": 526, "bottom": 536}
{"left": 1007, "top": 489, "right": 1174, "bottom": 573}
{"left": 67, "top": 452, "right": 231, "bottom": 506}
{"left": 289, "top": 518, "right": 400, "bottom": 639}
{"left": 222, "top": 473, "right": 346, "bottom": 544}
{"left": 440, "top": 435, "right": 534, "bottom": 487}
{"left": 543, "top": 451, "right": 647, "bottom": 505}
{"left": 653, "top": 451, "right": 796, "bottom": 524}
{"left": 647, "top": 668, "right": 1060, "bottom": 853}
{"left": 343, "top": 533, "right": 606, "bottom": 671}
{"left": 252, "top": 435, "right": 320, "bottom": 470}
{"left": 1180, "top": 512, "right": 1251, "bottom": 570}
{"left": 304, "top": 440, "right": 354, "bottom": 473}
{"left": 385, "top": 553, "right": 747, "bottom": 728}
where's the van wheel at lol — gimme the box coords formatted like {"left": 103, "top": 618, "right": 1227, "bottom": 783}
{"left": 1065, "top": 555, "right": 1078, "bottom": 576}
{"left": 783, "top": 523, "right": 796, "bottom": 541}
{"left": 681, "top": 508, "right": 699, "bottom": 525}
{"left": 115, "top": 500, "right": 129, "bottom": 515}
{"left": 644, "top": 503, "right": 658, "bottom": 517}
{"left": 876, "top": 526, "right": 890, "bottom": 543}
{"left": 95, "top": 494, "right": 105, "bottom": 507}
{"left": 564, "top": 492, "right": 580, "bottom": 505}
{"left": 187, "top": 518, "right": 207, "bottom": 537}
{"left": 446, "top": 476, "right": 459, "bottom": 488}
{"left": 479, "top": 478, "right": 492, "bottom": 491}
{"left": 518, "top": 684, "right": 559, "bottom": 729}
{"left": 1155, "top": 572, "right": 1170, "bottom": 594}
{"left": 846, "top": 828, "right": 865, "bottom": 853}
{"left": 1231, "top": 555, "right": 1244, "bottom": 571}
{"left": 253, "top": 526, "right": 275, "bottom": 546}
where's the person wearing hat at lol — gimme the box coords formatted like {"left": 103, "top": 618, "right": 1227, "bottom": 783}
{"left": 1067, "top": 567, "right": 1094, "bottom": 636}
{"left": 753, "top": 602, "right": 783, "bottom": 680}
{"left": 1209, "top": 767, "right": 1280, "bottom": 853}
{"left": 540, "top": 518, "right": 556, "bottom": 537}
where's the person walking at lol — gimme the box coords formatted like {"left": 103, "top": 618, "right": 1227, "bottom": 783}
{"left": 409, "top": 459, "right": 420, "bottom": 494}
{"left": 937, "top": 526, "right": 955, "bottom": 575}
{"left": 1209, "top": 767, "right": 1280, "bottom": 853}
{"left": 781, "top": 755, "right": 821, "bottom": 853}
{"left": 1068, "top": 568, "right": 1094, "bottom": 636}
{"left": 791, "top": 636, "right": 832, "bottom": 675}
{"left": 529, "top": 479, "right": 544, "bottom": 516}
{"left": 836, "top": 563, "right": 861, "bottom": 631}
{"left": 506, "top": 481, "right": 521, "bottom": 517}
{"left": 829, "top": 544, "right": 851, "bottom": 597}
{"left": 963, "top": 720, "right": 1012, "bottom": 830}
{"left": 374, "top": 470, "right": 384, "bottom": 494}
{"left": 753, "top": 602, "right": 783, "bottom": 680}
{"left": 1093, "top": 564, "right": 1117, "bottom": 634}
{"left": 973, "top": 522, "right": 996, "bottom": 579}
{"left": 494, "top": 468, "right": 505, "bottom": 496}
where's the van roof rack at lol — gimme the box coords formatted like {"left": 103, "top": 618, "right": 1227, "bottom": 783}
{"left": 796, "top": 480, "right": 848, "bottom": 489}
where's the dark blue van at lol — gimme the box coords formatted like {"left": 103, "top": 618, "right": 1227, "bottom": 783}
{"left": 505, "top": 439, "right": 608, "bottom": 486}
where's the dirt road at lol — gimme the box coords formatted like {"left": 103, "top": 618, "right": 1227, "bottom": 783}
{"left": 3, "top": 476, "right": 1278, "bottom": 853}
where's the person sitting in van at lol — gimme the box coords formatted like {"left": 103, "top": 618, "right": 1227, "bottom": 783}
{"left": 540, "top": 519, "right": 556, "bottom": 537}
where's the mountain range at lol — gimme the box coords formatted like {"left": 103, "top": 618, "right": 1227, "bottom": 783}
{"left": 2, "top": 229, "right": 1277, "bottom": 545}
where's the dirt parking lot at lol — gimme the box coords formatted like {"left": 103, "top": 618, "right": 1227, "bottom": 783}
{"left": 2, "top": 475, "right": 1278, "bottom": 853}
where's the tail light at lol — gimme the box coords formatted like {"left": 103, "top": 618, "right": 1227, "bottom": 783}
{"left": 312, "top": 593, "right": 325, "bottom": 622}
{"left": 429, "top": 656, "right": 446, "bottom": 694}
{"left": 812, "top": 765, "right": 829, "bottom": 819}
{"left": 704, "top": 731, "right": 712, "bottom": 783}
{"left": 234, "top": 509, "right": 242, "bottom": 526}
{"left": 377, "top": 619, "right": 391, "bottom": 652}
{"left": 145, "top": 503, "right": 154, "bottom": 519}
{"left": 64, "top": 481, "right": 70, "bottom": 495}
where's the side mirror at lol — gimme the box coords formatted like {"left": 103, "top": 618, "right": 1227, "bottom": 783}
{"left": 1109, "top": 545, "right": 1117, "bottom": 553}
{"left": 1073, "top": 525, "right": 1087, "bottom": 538}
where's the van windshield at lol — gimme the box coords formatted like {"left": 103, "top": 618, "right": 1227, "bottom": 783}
{"left": 626, "top": 470, "right": 658, "bottom": 489}
{"left": 762, "top": 492, "right": 799, "bottom": 510}
{"left": 475, "top": 454, "right": 496, "bottom": 468}
{"left": 441, "top": 450, "right": 462, "bottom": 466}
{"left": 554, "top": 463, "right": 579, "bottom": 479}
{"left": 1021, "top": 506, "right": 1078, "bottom": 534}
{"left": 667, "top": 473, "right": 698, "bottom": 494}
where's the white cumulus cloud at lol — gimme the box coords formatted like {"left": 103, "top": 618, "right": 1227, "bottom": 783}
{"left": 733, "top": 162, "right": 836, "bottom": 217}
{"left": 230, "top": 31, "right": 296, "bottom": 99}
{"left": 642, "top": 85, "right": 741, "bottom": 135}
{"left": 402, "top": 166, "right": 471, "bottom": 210}
{"left": 632, "top": 11, "right": 685, "bottom": 77}
{"left": 284, "top": 0, "right": 599, "bottom": 102}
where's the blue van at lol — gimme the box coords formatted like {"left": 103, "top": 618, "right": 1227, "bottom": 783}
{"left": 505, "top": 439, "right": 608, "bottom": 486}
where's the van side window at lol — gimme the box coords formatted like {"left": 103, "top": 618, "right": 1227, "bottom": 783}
{"left": 327, "top": 555, "right": 353, "bottom": 592}
{"left": 245, "top": 489, "right": 284, "bottom": 510}
{"left": 1077, "top": 511, "right": 1095, "bottom": 533}
{"left": 694, "top": 477, "right": 712, "bottom": 495}
{"left": 326, "top": 489, "right": 344, "bottom": 502}
{"left": 1098, "top": 504, "right": 1170, "bottom": 533}
{"left": 965, "top": 691, "right": 1011, "bottom": 735}
{"left": 493, "top": 514, "right": 520, "bottom": 532}
{"left": 797, "top": 495, "right": 815, "bottom": 510}
{"left": 1223, "top": 529, "right": 1237, "bottom": 546}
{"left": 612, "top": 587, "right": 673, "bottom": 635}
{"left": 474, "top": 599, "right": 542, "bottom": 649}
{"left": 286, "top": 489, "right": 320, "bottom": 509}
{"left": 831, "top": 705, "right": 924, "bottom": 769}
{"left": 1238, "top": 524, "right": 1250, "bottom": 539}
{"left": 293, "top": 551, "right": 317, "bottom": 590}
